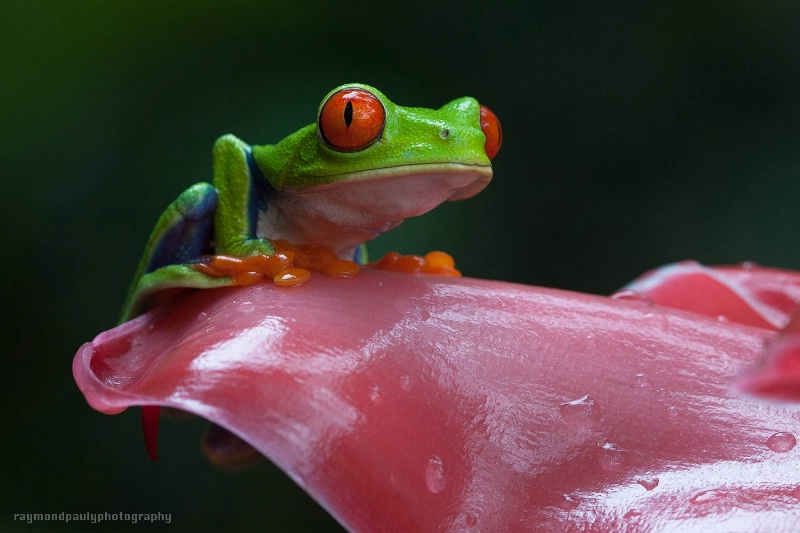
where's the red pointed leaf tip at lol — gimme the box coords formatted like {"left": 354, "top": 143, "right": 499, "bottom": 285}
{"left": 74, "top": 268, "right": 800, "bottom": 531}
{"left": 141, "top": 406, "right": 160, "bottom": 461}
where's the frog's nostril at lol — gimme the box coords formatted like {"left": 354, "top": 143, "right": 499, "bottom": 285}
{"left": 439, "top": 128, "right": 450, "bottom": 139}
{"left": 479, "top": 105, "right": 502, "bottom": 160}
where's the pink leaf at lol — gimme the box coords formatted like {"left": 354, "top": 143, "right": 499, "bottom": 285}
{"left": 622, "top": 261, "right": 800, "bottom": 330}
{"left": 73, "top": 269, "right": 800, "bottom": 532}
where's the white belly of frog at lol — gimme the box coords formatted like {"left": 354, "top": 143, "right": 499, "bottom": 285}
{"left": 258, "top": 163, "right": 492, "bottom": 258}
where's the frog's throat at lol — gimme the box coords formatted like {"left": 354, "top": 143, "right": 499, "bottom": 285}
{"left": 258, "top": 162, "right": 492, "bottom": 259}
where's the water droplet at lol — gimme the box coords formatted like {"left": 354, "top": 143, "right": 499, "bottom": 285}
{"left": 400, "top": 374, "right": 411, "bottom": 391}
{"left": 667, "top": 405, "right": 679, "bottom": 418}
{"left": 634, "top": 373, "right": 653, "bottom": 389}
{"left": 413, "top": 305, "right": 431, "bottom": 321}
{"left": 197, "top": 312, "right": 208, "bottom": 321}
{"left": 611, "top": 289, "right": 654, "bottom": 306}
{"left": 559, "top": 395, "right": 602, "bottom": 431}
{"left": 557, "top": 494, "right": 579, "bottom": 511}
{"left": 690, "top": 489, "right": 728, "bottom": 505}
{"left": 643, "top": 311, "right": 669, "bottom": 328}
{"left": 767, "top": 432, "right": 797, "bottom": 453}
{"left": 579, "top": 333, "right": 597, "bottom": 350}
{"left": 716, "top": 315, "right": 730, "bottom": 323}
{"left": 637, "top": 477, "right": 659, "bottom": 491}
{"left": 369, "top": 384, "right": 381, "bottom": 403}
{"left": 741, "top": 260, "right": 758, "bottom": 270}
{"left": 425, "top": 455, "right": 446, "bottom": 494}
{"left": 463, "top": 514, "right": 478, "bottom": 527}
{"left": 597, "top": 442, "right": 626, "bottom": 472}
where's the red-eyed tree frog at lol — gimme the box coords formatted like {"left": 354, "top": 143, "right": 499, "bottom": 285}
{"left": 120, "top": 83, "right": 502, "bottom": 322}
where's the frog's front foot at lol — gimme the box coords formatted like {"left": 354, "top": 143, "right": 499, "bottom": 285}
{"left": 194, "top": 239, "right": 360, "bottom": 288}
{"left": 194, "top": 253, "right": 310, "bottom": 287}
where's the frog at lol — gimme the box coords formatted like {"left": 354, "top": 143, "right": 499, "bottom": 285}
{"left": 120, "top": 83, "right": 502, "bottom": 322}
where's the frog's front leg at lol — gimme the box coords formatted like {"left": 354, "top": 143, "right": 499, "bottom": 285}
{"left": 212, "top": 134, "right": 275, "bottom": 257}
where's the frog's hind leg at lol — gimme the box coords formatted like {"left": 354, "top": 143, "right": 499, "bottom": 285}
{"left": 141, "top": 182, "right": 218, "bottom": 272}
{"left": 120, "top": 182, "right": 224, "bottom": 322}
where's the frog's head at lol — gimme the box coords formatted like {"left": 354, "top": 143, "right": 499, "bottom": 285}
{"left": 252, "top": 83, "right": 501, "bottom": 257}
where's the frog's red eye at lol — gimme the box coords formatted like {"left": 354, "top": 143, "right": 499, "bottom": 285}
{"left": 319, "top": 88, "right": 385, "bottom": 151}
{"left": 479, "top": 105, "right": 502, "bottom": 160}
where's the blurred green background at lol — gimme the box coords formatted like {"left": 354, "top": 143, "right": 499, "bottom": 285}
{"left": 3, "top": 1, "right": 799, "bottom": 531}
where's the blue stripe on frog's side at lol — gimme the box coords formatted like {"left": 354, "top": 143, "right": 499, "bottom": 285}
{"left": 246, "top": 146, "right": 273, "bottom": 240}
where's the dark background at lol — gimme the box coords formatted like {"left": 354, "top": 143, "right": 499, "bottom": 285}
{"left": 3, "top": 1, "right": 799, "bottom": 531}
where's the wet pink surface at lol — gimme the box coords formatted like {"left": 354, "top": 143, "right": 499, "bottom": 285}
{"left": 74, "top": 268, "right": 800, "bottom": 532}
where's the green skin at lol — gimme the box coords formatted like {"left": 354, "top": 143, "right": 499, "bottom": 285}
{"left": 121, "top": 83, "right": 493, "bottom": 322}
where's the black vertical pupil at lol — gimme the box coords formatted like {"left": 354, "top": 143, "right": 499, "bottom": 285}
{"left": 343, "top": 101, "right": 353, "bottom": 127}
